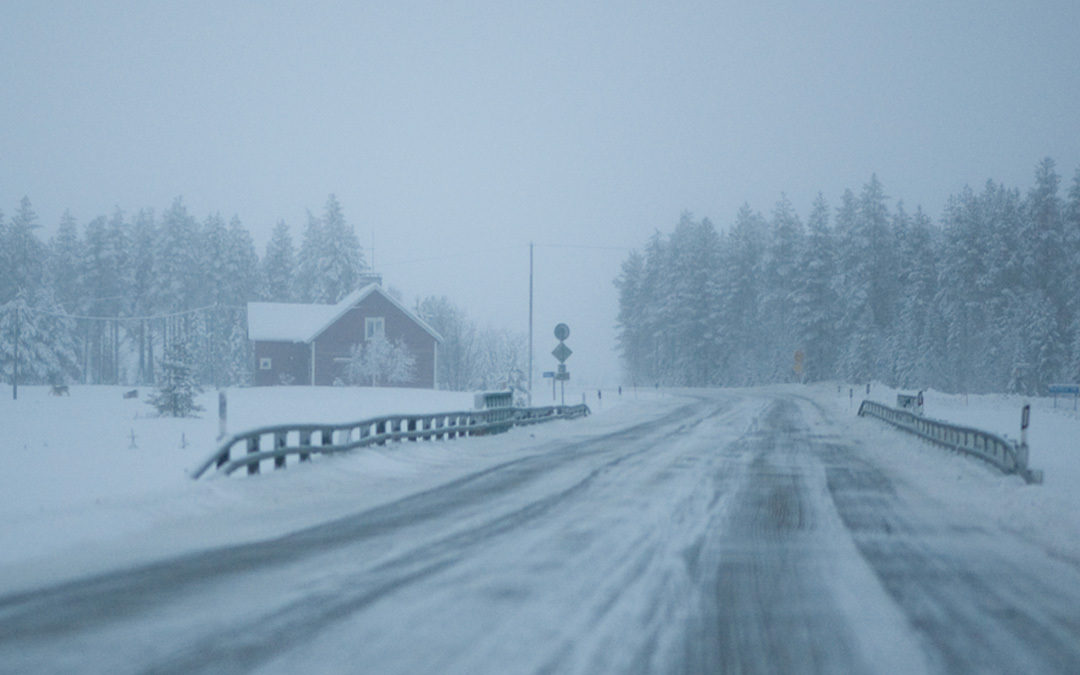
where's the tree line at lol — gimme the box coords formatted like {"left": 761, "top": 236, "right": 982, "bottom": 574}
{"left": 0, "top": 193, "right": 523, "bottom": 391}
{"left": 615, "top": 158, "right": 1080, "bottom": 395}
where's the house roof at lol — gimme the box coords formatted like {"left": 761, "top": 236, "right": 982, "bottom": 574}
{"left": 247, "top": 284, "right": 443, "bottom": 343}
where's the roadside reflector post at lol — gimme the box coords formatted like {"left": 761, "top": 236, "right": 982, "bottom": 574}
{"left": 1021, "top": 403, "right": 1030, "bottom": 449}
{"left": 218, "top": 390, "right": 227, "bottom": 440}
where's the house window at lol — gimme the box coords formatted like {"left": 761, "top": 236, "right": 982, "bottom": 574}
{"left": 365, "top": 317, "right": 385, "bottom": 340}
{"left": 259, "top": 357, "right": 272, "bottom": 370}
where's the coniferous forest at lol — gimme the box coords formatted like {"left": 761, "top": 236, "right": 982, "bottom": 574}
{"left": 615, "top": 159, "right": 1080, "bottom": 394}
{"left": 0, "top": 192, "right": 527, "bottom": 392}
{"left": 0, "top": 194, "right": 364, "bottom": 389}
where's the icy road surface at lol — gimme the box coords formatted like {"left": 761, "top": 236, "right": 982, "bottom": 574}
{"left": 2, "top": 390, "right": 1079, "bottom": 674}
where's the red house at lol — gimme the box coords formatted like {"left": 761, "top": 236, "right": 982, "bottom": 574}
{"left": 247, "top": 284, "right": 443, "bottom": 387}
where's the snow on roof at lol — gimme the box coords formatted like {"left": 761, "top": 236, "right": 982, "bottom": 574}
{"left": 248, "top": 284, "right": 443, "bottom": 343}
{"left": 247, "top": 302, "right": 338, "bottom": 342}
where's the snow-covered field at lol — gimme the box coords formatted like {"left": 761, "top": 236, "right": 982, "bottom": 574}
{"left": 2, "top": 381, "right": 1078, "bottom": 595}
{"left": 0, "top": 384, "right": 661, "bottom": 592}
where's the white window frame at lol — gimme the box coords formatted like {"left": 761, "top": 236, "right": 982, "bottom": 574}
{"left": 259, "top": 357, "right": 273, "bottom": 370}
{"left": 365, "top": 316, "right": 385, "bottom": 340}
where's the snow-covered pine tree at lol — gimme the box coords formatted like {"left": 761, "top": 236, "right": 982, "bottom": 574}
{"left": 637, "top": 231, "right": 669, "bottom": 384}
{"left": 261, "top": 220, "right": 296, "bottom": 302}
{"left": 1, "top": 197, "right": 47, "bottom": 304}
{"left": 761, "top": 195, "right": 804, "bottom": 382}
{"left": 295, "top": 209, "right": 324, "bottom": 303}
{"left": 223, "top": 312, "right": 252, "bottom": 386}
{"left": 790, "top": 193, "right": 839, "bottom": 382}
{"left": 199, "top": 213, "right": 229, "bottom": 308}
{"left": 147, "top": 339, "right": 203, "bottom": 417}
{"left": 226, "top": 215, "right": 259, "bottom": 306}
{"left": 295, "top": 196, "right": 366, "bottom": 304}
{"left": 1065, "top": 169, "right": 1080, "bottom": 381}
{"left": 891, "top": 206, "right": 939, "bottom": 389}
{"left": 1018, "top": 160, "right": 1066, "bottom": 390}
{"left": 614, "top": 250, "right": 648, "bottom": 385}
{"left": 152, "top": 198, "right": 201, "bottom": 312}
{"left": 721, "top": 205, "right": 768, "bottom": 384}
{"left": 666, "top": 213, "right": 721, "bottom": 385}
{"left": 318, "top": 194, "right": 365, "bottom": 303}
{"left": 0, "top": 291, "right": 80, "bottom": 385}
{"left": 129, "top": 209, "right": 157, "bottom": 384}
{"left": 47, "top": 210, "right": 84, "bottom": 314}
{"left": 81, "top": 210, "right": 132, "bottom": 384}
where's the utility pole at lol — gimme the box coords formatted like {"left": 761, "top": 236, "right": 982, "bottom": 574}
{"left": 528, "top": 242, "right": 534, "bottom": 406}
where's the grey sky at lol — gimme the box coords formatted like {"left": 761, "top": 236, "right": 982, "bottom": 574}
{"left": 3, "top": 1, "right": 1079, "bottom": 384}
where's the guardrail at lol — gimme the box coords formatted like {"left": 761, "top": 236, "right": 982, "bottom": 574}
{"left": 857, "top": 400, "right": 1042, "bottom": 484}
{"left": 191, "top": 403, "right": 590, "bottom": 479}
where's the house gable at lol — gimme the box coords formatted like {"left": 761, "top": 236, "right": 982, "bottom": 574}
{"left": 248, "top": 284, "right": 441, "bottom": 388}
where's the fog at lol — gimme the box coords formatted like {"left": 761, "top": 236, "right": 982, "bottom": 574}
{"left": 3, "top": 1, "right": 1079, "bottom": 384}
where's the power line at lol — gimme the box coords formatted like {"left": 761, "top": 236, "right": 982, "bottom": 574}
{"left": 534, "top": 243, "right": 637, "bottom": 252}
{"left": 376, "top": 245, "right": 523, "bottom": 268}
{"left": 10, "top": 303, "right": 243, "bottom": 322}
{"left": 376, "top": 242, "right": 634, "bottom": 269}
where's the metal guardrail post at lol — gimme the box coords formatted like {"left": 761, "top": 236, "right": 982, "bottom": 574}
{"left": 274, "top": 431, "right": 287, "bottom": 470}
{"left": 247, "top": 436, "right": 260, "bottom": 475}
{"left": 299, "top": 430, "right": 312, "bottom": 462}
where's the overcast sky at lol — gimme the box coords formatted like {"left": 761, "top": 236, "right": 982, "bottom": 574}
{"left": 3, "top": 1, "right": 1079, "bottom": 385}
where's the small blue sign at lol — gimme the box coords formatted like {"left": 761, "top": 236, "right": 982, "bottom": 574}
{"left": 1048, "top": 384, "right": 1080, "bottom": 395}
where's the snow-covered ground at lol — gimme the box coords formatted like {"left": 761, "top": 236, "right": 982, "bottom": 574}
{"left": 3, "top": 382, "right": 1080, "bottom": 672}
{"left": 2, "top": 381, "right": 1078, "bottom": 595}
{"left": 0, "top": 384, "right": 664, "bottom": 592}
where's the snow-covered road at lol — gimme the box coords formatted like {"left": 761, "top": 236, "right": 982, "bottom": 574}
{"left": 2, "top": 390, "right": 1079, "bottom": 673}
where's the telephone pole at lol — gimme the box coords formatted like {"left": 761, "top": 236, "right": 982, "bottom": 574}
{"left": 528, "top": 242, "right": 534, "bottom": 406}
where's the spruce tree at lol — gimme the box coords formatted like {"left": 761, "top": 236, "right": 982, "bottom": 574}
{"left": 147, "top": 340, "right": 203, "bottom": 417}
{"left": 261, "top": 220, "right": 296, "bottom": 302}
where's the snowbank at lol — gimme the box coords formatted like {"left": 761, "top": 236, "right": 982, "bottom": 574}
{"left": 824, "top": 382, "right": 1080, "bottom": 562}
{"left": 0, "top": 384, "right": 665, "bottom": 592}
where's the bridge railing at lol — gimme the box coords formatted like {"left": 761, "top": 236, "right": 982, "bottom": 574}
{"left": 857, "top": 399, "right": 1042, "bottom": 484}
{"left": 191, "top": 403, "right": 590, "bottom": 479}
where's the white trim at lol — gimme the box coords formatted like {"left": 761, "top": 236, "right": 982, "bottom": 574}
{"left": 258, "top": 357, "right": 272, "bottom": 370}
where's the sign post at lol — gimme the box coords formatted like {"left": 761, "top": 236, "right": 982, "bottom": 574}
{"left": 552, "top": 323, "right": 572, "bottom": 406}
{"left": 542, "top": 371, "right": 555, "bottom": 400}
{"left": 1048, "top": 383, "right": 1080, "bottom": 410}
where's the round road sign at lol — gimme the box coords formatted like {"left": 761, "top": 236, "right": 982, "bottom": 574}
{"left": 554, "top": 323, "right": 570, "bottom": 341}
